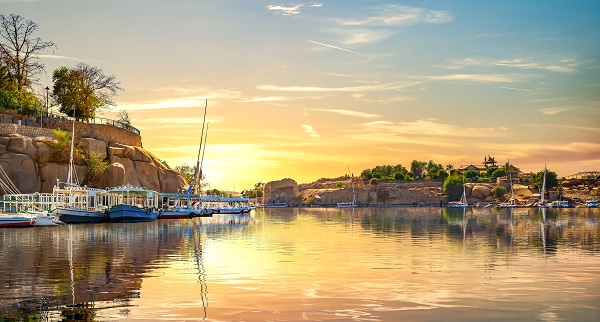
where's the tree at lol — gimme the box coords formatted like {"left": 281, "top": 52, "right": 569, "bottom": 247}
{"left": 411, "top": 160, "right": 427, "bottom": 179}
{"left": 0, "top": 14, "right": 55, "bottom": 90}
{"left": 465, "top": 170, "right": 479, "bottom": 180}
{"left": 117, "top": 109, "right": 131, "bottom": 126}
{"left": 443, "top": 175, "right": 464, "bottom": 201}
{"left": 486, "top": 166, "right": 498, "bottom": 177}
{"left": 492, "top": 168, "right": 507, "bottom": 178}
{"left": 531, "top": 169, "right": 559, "bottom": 191}
{"left": 174, "top": 164, "right": 195, "bottom": 187}
{"left": 52, "top": 63, "right": 123, "bottom": 121}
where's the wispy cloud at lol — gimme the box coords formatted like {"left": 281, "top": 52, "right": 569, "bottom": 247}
{"left": 361, "top": 118, "right": 507, "bottom": 137}
{"left": 539, "top": 106, "right": 572, "bottom": 115}
{"left": 447, "top": 57, "right": 578, "bottom": 73}
{"left": 238, "top": 96, "right": 294, "bottom": 103}
{"left": 307, "top": 40, "right": 362, "bottom": 55}
{"left": 496, "top": 58, "right": 578, "bottom": 73}
{"left": 301, "top": 124, "right": 320, "bottom": 138}
{"left": 338, "top": 5, "right": 453, "bottom": 26}
{"left": 311, "top": 108, "right": 381, "bottom": 119}
{"left": 37, "top": 54, "right": 98, "bottom": 62}
{"left": 258, "top": 81, "right": 420, "bottom": 92}
{"left": 425, "top": 74, "right": 517, "bottom": 83}
{"left": 266, "top": 2, "right": 322, "bottom": 16}
{"left": 499, "top": 86, "right": 533, "bottom": 92}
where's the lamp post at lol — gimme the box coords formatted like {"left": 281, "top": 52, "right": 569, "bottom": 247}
{"left": 45, "top": 86, "right": 49, "bottom": 117}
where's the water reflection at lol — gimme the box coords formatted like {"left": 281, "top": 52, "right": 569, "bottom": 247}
{"left": 0, "top": 208, "right": 598, "bottom": 321}
{"left": 0, "top": 213, "right": 255, "bottom": 320}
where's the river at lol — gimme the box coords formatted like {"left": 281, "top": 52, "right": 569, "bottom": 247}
{"left": 0, "top": 207, "right": 599, "bottom": 321}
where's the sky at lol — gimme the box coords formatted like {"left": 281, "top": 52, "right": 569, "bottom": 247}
{"left": 3, "top": 0, "right": 600, "bottom": 191}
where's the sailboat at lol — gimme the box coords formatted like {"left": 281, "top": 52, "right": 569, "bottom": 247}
{"left": 55, "top": 106, "right": 109, "bottom": 223}
{"left": 537, "top": 165, "right": 550, "bottom": 208}
{"left": 498, "top": 173, "right": 517, "bottom": 208}
{"left": 448, "top": 176, "right": 468, "bottom": 208}
{"left": 337, "top": 169, "right": 357, "bottom": 208}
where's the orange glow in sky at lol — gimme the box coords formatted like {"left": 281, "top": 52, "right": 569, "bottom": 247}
{"left": 6, "top": 1, "right": 599, "bottom": 190}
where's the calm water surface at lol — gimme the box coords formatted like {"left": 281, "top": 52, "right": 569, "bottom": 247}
{"left": 0, "top": 207, "right": 599, "bottom": 321}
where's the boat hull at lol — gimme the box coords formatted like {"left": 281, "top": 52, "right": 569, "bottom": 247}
{"left": 108, "top": 204, "right": 158, "bottom": 222}
{"left": 57, "top": 206, "right": 108, "bottom": 224}
{"left": 0, "top": 214, "right": 35, "bottom": 227}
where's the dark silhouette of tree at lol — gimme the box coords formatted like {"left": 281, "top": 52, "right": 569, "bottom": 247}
{"left": 0, "top": 14, "right": 55, "bottom": 90}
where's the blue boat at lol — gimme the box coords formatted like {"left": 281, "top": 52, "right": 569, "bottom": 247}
{"left": 107, "top": 185, "right": 159, "bottom": 223}
{"left": 107, "top": 204, "right": 158, "bottom": 222}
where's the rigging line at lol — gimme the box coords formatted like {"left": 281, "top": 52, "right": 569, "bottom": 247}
{"left": 199, "top": 122, "right": 209, "bottom": 183}
{"left": 0, "top": 164, "right": 21, "bottom": 194}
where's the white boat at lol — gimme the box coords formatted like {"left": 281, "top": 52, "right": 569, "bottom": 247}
{"left": 448, "top": 176, "right": 468, "bottom": 208}
{"left": 21, "top": 210, "right": 63, "bottom": 226}
{"left": 498, "top": 173, "right": 518, "bottom": 208}
{"left": 0, "top": 213, "right": 36, "bottom": 227}
{"left": 337, "top": 170, "right": 357, "bottom": 208}
{"left": 538, "top": 165, "right": 550, "bottom": 208}
{"left": 586, "top": 199, "right": 598, "bottom": 208}
{"left": 551, "top": 200, "right": 569, "bottom": 208}
{"left": 264, "top": 202, "right": 288, "bottom": 208}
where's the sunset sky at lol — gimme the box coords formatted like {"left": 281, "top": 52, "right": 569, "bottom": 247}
{"left": 5, "top": 0, "right": 600, "bottom": 191}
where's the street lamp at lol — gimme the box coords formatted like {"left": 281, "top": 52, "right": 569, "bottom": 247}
{"left": 45, "top": 86, "right": 50, "bottom": 117}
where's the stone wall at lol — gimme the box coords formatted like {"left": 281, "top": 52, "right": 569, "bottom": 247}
{"left": 0, "top": 120, "right": 142, "bottom": 147}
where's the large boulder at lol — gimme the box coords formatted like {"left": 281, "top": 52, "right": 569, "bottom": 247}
{"left": 471, "top": 185, "right": 491, "bottom": 199}
{"left": 79, "top": 138, "right": 107, "bottom": 159}
{"left": 158, "top": 168, "right": 188, "bottom": 193}
{"left": 264, "top": 178, "right": 299, "bottom": 206}
{"left": 98, "top": 162, "right": 126, "bottom": 188}
{"left": 134, "top": 160, "right": 160, "bottom": 190}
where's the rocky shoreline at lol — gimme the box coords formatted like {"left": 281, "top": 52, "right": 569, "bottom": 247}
{"left": 263, "top": 176, "right": 599, "bottom": 208}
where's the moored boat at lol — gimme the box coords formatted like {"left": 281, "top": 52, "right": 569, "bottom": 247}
{"left": 448, "top": 176, "right": 468, "bottom": 208}
{"left": 0, "top": 213, "right": 36, "bottom": 227}
{"left": 107, "top": 204, "right": 158, "bottom": 222}
{"left": 107, "top": 185, "right": 159, "bottom": 222}
{"left": 586, "top": 199, "right": 598, "bottom": 208}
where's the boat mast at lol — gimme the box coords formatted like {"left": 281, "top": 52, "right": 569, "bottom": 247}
{"left": 67, "top": 105, "right": 76, "bottom": 186}
{"left": 540, "top": 164, "right": 547, "bottom": 204}
{"left": 194, "top": 99, "right": 208, "bottom": 193}
{"left": 199, "top": 122, "right": 209, "bottom": 191}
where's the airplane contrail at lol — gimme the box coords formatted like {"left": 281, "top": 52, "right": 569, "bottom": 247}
{"left": 307, "top": 40, "right": 362, "bottom": 55}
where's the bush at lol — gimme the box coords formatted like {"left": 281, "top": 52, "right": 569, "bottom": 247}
{"left": 465, "top": 170, "right": 479, "bottom": 179}
{"left": 336, "top": 182, "right": 344, "bottom": 188}
{"left": 443, "top": 175, "right": 464, "bottom": 201}
{"left": 369, "top": 178, "right": 379, "bottom": 185}
{"left": 491, "top": 185, "right": 507, "bottom": 198}
{"left": 82, "top": 150, "right": 109, "bottom": 186}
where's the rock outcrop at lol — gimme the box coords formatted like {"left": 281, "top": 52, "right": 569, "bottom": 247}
{"left": 0, "top": 134, "right": 187, "bottom": 194}
{"left": 263, "top": 178, "right": 300, "bottom": 206}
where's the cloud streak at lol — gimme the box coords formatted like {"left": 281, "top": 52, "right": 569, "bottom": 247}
{"left": 258, "top": 82, "right": 420, "bottom": 92}
{"left": 307, "top": 40, "right": 362, "bottom": 55}
{"left": 311, "top": 108, "right": 381, "bottom": 119}
{"left": 338, "top": 5, "right": 453, "bottom": 26}
{"left": 266, "top": 2, "right": 322, "bottom": 16}
{"left": 425, "top": 74, "right": 517, "bottom": 83}
{"left": 301, "top": 124, "right": 320, "bottom": 138}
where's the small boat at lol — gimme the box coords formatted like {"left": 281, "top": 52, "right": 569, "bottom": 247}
{"left": 158, "top": 207, "right": 213, "bottom": 219}
{"left": 586, "top": 199, "right": 598, "bottom": 208}
{"left": 448, "top": 176, "right": 468, "bottom": 208}
{"left": 264, "top": 202, "right": 288, "bottom": 208}
{"left": 551, "top": 200, "right": 569, "bottom": 208}
{"left": 0, "top": 213, "right": 36, "bottom": 227}
{"left": 337, "top": 170, "right": 357, "bottom": 208}
{"left": 538, "top": 165, "right": 550, "bottom": 208}
{"left": 498, "top": 174, "right": 518, "bottom": 208}
{"left": 22, "top": 210, "right": 63, "bottom": 226}
{"left": 56, "top": 204, "right": 107, "bottom": 224}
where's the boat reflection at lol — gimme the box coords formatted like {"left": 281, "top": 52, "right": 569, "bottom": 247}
{"left": 0, "top": 214, "right": 256, "bottom": 320}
